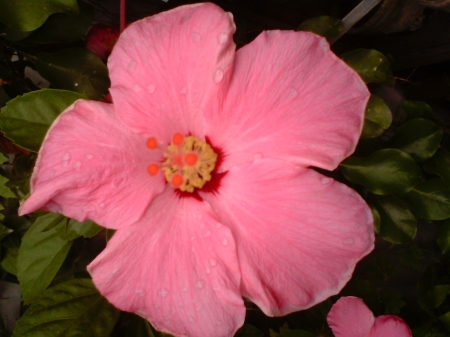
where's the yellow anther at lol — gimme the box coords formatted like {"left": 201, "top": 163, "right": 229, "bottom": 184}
{"left": 162, "top": 135, "right": 217, "bottom": 192}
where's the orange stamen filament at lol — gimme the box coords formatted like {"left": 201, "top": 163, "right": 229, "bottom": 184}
{"left": 185, "top": 153, "right": 198, "bottom": 166}
{"left": 171, "top": 174, "right": 184, "bottom": 187}
{"left": 147, "top": 163, "right": 159, "bottom": 176}
{"left": 147, "top": 137, "right": 158, "bottom": 150}
{"left": 173, "top": 133, "right": 184, "bottom": 146}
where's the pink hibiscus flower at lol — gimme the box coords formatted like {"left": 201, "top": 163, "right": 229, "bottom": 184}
{"left": 327, "top": 297, "right": 412, "bottom": 337}
{"left": 20, "top": 3, "right": 374, "bottom": 337}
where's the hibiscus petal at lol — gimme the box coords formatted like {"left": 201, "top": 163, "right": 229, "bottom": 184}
{"left": 108, "top": 3, "right": 236, "bottom": 140}
{"left": 19, "top": 100, "right": 165, "bottom": 229}
{"left": 88, "top": 188, "right": 245, "bottom": 337}
{"left": 200, "top": 158, "right": 374, "bottom": 315}
{"left": 327, "top": 297, "right": 375, "bottom": 337}
{"left": 205, "top": 31, "right": 369, "bottom": 171}
{"left": 370, "top": 316, "right": 412, "bottom": 337}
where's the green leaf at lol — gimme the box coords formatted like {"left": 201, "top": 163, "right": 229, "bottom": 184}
{"left": 401, "top": 100, "right": 435, "bottom": 121}
{"left": 340, "top": 149, "right": 423, "bottom": 195}
{"left": 0, "top": 89, "right": 84, "bottom": 152}
{"left": 297, "top": 16, "right": 342, "bottom": 38}
{"left": 0, "top": 224, "right": 13, "bottom": 241}
{"left": 439, "top": 311, "right": 450, "bottom": 333}
{"left": 24, "top": 0, "right": 94, "bottom": 44}
{"left": 1, "top": 234, "right": 20, "bottom": 275}
{"left": 340, "top": 49, "right": 390, "bottom": 84}
{"left": 235, "top": 325, "right": 264, "bottom": 337}
{"left": 12, "top": 278, "right": 120, "bottom": 337}
{"left": 57, "top": 219, "right": 102, "bottom": 241}
{"left": 403, "top": 179, "right": 450, "bottom": 220}
{"left": 125, "top": 316, "right": 156, "bottom": 337}
{"left": 437, "top": 219, "right": 450, "bottom": 254}
{"left": 36, "top": 48, "right": 110, "bottom": 100}
{"left": 0, "top": 0, "right": 79, "bottom": 32}
{"left": 17, "top": 213, "right": 73, "bottom": 304}
{"left": 0, "top": 175, "right": 16, "bottom": 198}
{"left": 361, "top": 95, "right": 392, "bottom": 138}
{"left": 387, "top": 118, "right": 443, "bottom": 162}
{"left": 370, "top": 203, "right": 381, "bottom": 234}
{"left": 373, "top": 194, "right": 417, "bottom": 244}
{"left": 423, "top": 148, "right": 450, "bottom": 190}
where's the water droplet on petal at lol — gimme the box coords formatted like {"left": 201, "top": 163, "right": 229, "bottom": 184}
{"left": 180, "top": 87, "right": 187, "bottom": 95}
{"left": 127, "top": 60, "right": 136, "bottom": 72}
{"left": 320, "top": 177, "right": 332, "bottom": 185}
{"left": 343, "top": 309, "right": 348, "bottom": 314}
{"left": 61, "top": 152, "right": 71, "bottom": 166}
{"left": 72, "top": 161, "right": 82, "bottom": 169}
{"left": 216, "top": 320, "right": 222, "bottom": 326}
{"left": 216, "top": 223, "right": 222, "bottom": 229}
{"left": 154, "top": 305, "right": 161, "bottom": 312}
{"left": 48, "top": 170, "right": 55, "bottom": 179}
{"left": 192, "top": 32, "right": 201, "bottom": 42}
{"left": 147, "top": 84, "right": 156, "bottom": 93}
{"left": 205, "top": 231, "right": 211, "bottom": 237}
{"left": 195, "top": 280, "right": 205, "bottom": 289}
{"left": 188, "top": 316, "right": 195, "bottom": 323}
{"left": 208, "top": 246, "right": 212, "bottom": 251}
{"left": 85, "top": 153, "right": 94, "bottom": 160}
{"left": 221, "top": 239, "right": 228, "bottom": 246}
{"left": 343, "top": 238, "right": 355, "bottom": 245}
{"left": 217, "top": 33, "right": 228, "bottom": 44}
{"left": 289, "top": 87, "right": 298, "bottom": 98}
{"left": 136, "top": 310, "right": 148, "bottom": 318}
{"left": 254, "top": 152, "right": 263, "bottom": 160}
{"left": 213, "top": 69, "right": 224, "bottom": 83}
{"left": 206, "top": 268, "right": 211, "bottom": 274}
{"left": 133, "top": 84, "right": 142, "bottom": 92}
{"left": 99, "top": 202, "right": 105, "bottom": 208}
{"left": 135, "top": 288, "right": 145, "bottom": 297}
{"left": 158, "top": 288, "right": 168, "bottom": 297}
{"left": 182, "top": 287, "right": 188, "bottom": 292}
{"left": 209, "top": 259, "right": 217, "bottom": 267}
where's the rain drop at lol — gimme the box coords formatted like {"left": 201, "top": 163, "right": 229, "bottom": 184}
{"left": 206, "top": 268, "right": 211, "bottom": 274}
{"left": 85, "top": 153, "right": 94, "bottom": 160}
{"left": 62, "top": 152, "right": 71, "bottom": 161}
{"left": 320, "top": 177, "right": 332, "bottom": 185}
{"left": 289, "top": 87, "right": 298, "bottom": 98}
{"left": 209, "top": 259, "right": 217, "bottom": 267}
{"left": 217, "top": 33, "right": 228, "bottom": 44}
{"left": 127, "top": 60, "right": 137, "bottom": 72}
{"left": 182, "top": 287, "right": 188, "bottom": 292}
{"left": 154, "top": 305, "right": 161, "bottom": 312}
{"left": 99, "top": 202, "right": 105, "bottom": 208}
{"left": 195, "top": 280, "right": 205, "bottom": 289}
{"left": 192, "top": 32, "right": 201, "bottom": 42}
{"left": 343, "top": 238, "right": 355, "bottom": 246}
{"left": 136, "top": 310, "right": 148, "bottom": 318}
{"left": 216, "top": 223, "right": 222, "bottom": 229}
{"left": 147, "top": 84, "right": 156, "bottom": 93}
{"left": 205, "top": 231, "right": 211, "bottom": 237}
{"left": 133, "top": 84, "right": 142, "bottom": 92}
{"left": 135, "top": 288, "right": 145, "bottom": 297}
{"left": 216, "top": 321, "right": 223, "bottom": 327}
{"left": 254, "top": 152, "right": 263, "bottom": 160}
{"left": 221, "top": 239, "right": 228, "bottom": 246}
{"left": 188, "top": 316, "right": 195, "bottom": 323}
{"left": 180, "top": 87, "right": 187, "bottom": 95}
{"left": 48, "top": 170, "right": 55, "bottom": 179}
{"left": 157, "top": 288, "right": 169, "bottom": 297}
{"left": 213, "top": 69, "right": 224, "bottom": 83}
{"left": 73, "top": 161, "right": 82, "bottom": 169}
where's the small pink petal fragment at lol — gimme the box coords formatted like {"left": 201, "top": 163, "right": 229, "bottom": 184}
{"left": 370, "top": 316, "right": 412, "bottom": 337}
{"left": 109, "top": 3, "right": 236, "bottom": 139}
{"left": 205, "top": 31, "right": 369, "bottom": 171}
{"left": 19, "top": 100, "right": 165, "bottom": 229}
{"left": 86, "top": 24, "right": 120, "bottom": 61}
{"left": 88, "top": 189, "right": 245, "bottom": 337}
{"left": 200, "top": 159, "right": 374, "bottom": 315}
{"left": 327, "top": 297, "right": 375, "bottom": 337}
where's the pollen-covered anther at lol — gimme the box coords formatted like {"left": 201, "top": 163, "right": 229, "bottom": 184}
{"left": 162, "top": 135, "right": 217, "bottom": 192}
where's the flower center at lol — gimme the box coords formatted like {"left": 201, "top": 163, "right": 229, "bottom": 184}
{"left": 147, "top": 133, "right": 217, "bottom": 192}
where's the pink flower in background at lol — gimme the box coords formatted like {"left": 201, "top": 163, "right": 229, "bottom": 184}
{"left": 20, "top": 3, "right": 374, "bottom": 337}
{"left": 86, "top": 24, "right": 120, "bottom": 61}
{"left": 327, "top": 297, "right": 412, "bottom": 337}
